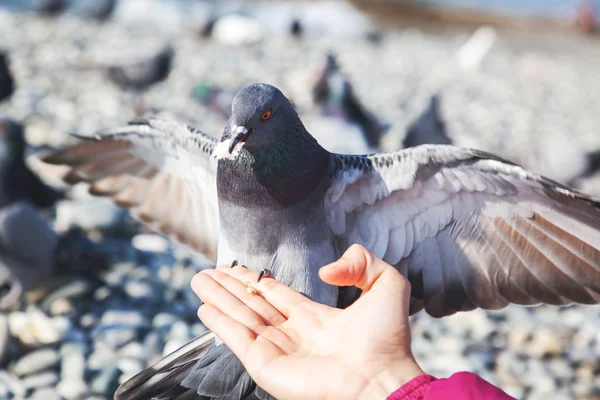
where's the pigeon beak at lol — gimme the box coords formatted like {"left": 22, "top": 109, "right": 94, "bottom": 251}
{"left": 229, "top": 125, "right": 253, "bottom": 153}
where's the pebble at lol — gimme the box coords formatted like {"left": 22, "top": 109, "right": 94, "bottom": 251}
{"left": 60, "top": 342, "right": 86, "bottom": 380}
{"left": 8, "top": 310, "right": 71, "bottom": 346}
{"left": 87, "top": 344, "right": 117, "bottom": 371}
{"left": 117, "top": 341, "right": 146, "bottom": 361}
{"left": 100, "top": 310, "right": 149, "bottom": 328}
{"left": 94, "top": 328, "right": 139, "bottom": 349}
{"left": 54, "top": 198, "right": 125, "bottom": 232}
{"left": 13, "top": 348, "right": 60, "bottom": 377}
{"left": 49, "top": 298, "right": 74, "bottom": 315}
{"left": 152, "top": 312, "right": 180, "bottom": 332}
{"left": 21, "top": 371, "right": 59, "bottom": 391}
{"left": 56, "top": 378, "right": 88, "bottom": 399}
{"left": 547, "top": 358, "right": 575, "bottom": 382}
{"left": 40, "top": 279, "right": 93, "bottom": 313}
{"left": 527, "top": 327, "right": 569, "bottom": 358}
{"left": 132, "top": 234, "right": 170, "bottom": 253}
{"left": 528, "top": 389, "right": 572, "bottom": 400}
{"left": 90, "top": 365, "right": 121, "bottom": 396}
{"left": 212, "top": 14, "right": 264, "bottom": 46}
{"left": 30, "top": 387, "right": 62, "bottom": 400}
{"left": 0, "top": 371, "right": 25, "bottom": 398}
{"left": 116, "top": 358, "right": 144, "bottom": 381}
{"left": 123, "top": 279, "right": 155, "bottom": 300}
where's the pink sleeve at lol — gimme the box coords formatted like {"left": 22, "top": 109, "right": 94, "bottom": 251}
{"left": 387, "top": 372, "right": 516, "bottom": 400}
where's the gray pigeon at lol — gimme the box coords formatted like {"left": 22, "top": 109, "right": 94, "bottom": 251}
{"left": 312, "top": 53, "right": 390, "bottom": 148}
{"left": 402, "top": 94, "right": 452, "bottom": 148}
{"left": 0, "top": 118, "right": 63, "bottom": 209}
{"left": 43, "top": 83, "right": 600, "bottom": 399}
{"left": 0, "top": 201, "right": 58, "bottom": 310}
{"left": 0, "top": 118, "right": 61, "bottom": 309}
{"left": 107, "top": 46, "right": 174, "bottom": 92}
{"left": 0, "top": 52, "right": 14, "bottom": 103}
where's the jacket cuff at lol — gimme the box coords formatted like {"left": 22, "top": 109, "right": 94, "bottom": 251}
{"left": 386, "top": 374, "right": 437, "bottom": 400}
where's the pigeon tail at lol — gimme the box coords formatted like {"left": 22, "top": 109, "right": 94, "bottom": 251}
{"left": 115, "top": 331, "right": 272, "bottom": 400}
{"left": 115, "top": 332, "right": 216, "bottom": 400}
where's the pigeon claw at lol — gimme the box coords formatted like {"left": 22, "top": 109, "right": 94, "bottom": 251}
{"left": 230, "top": 260, "right": 238, "bottom": 268}
{"left": 257, "top": 268, "right": 275, "bottom": 283}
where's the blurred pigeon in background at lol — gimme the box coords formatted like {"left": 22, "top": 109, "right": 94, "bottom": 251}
{"left": 581, "top": 149, "right": 600, "bottom": 179}
{"left": 402, "top": 94, "right": 452, "bottom": 148}
{"left": 0, "top": 118, "right": 62, "bottom": 309}
{"left": 70, "top": 0, "right": 117, "bottom": 20}
{"left": 106, "top": 45, "right": 174, "bottom": 115}
{"left": 45, "top": 83, "right": 600, "bottom": 400}
{"left": 0, "top": 118, "right": 62, "bottom": 209}
{"left": 107, "top": 46, "right": 174, "bottom": 91}
{"left": 313, "top": 53, "right": 389, "bottom": 148}
{"left": 0, "top": 202, "right": 58, "bottom": 310}
{"left": 0, "top": 52, "right": 15, "bottom": 104}
{"left": 34, "top": 0, "right": 67, "bottom": 15}
{"left": 0, "top": 118, "right": 63, "bottom": 209}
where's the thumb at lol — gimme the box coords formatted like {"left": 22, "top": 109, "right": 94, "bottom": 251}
{"left": 319, "top": 244, "right": 407, "bottom": 293}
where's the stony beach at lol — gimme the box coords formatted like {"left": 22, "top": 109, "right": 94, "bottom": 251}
{"left": 0, "top": 1, "right": 599, "bottom": 399}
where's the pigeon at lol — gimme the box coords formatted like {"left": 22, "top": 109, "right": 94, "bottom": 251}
{"left": 107, "top": 46, "right": 174, "bottom": 92}
{"left": 70, "top": 0, "right": 117, "bottom": 21}
{"left": 104, "top": 45, "right": 173, "bottom": 116}
{"left": 0, "top": 202, "right": 58, "bottom": 310}
{"left": 402, "top": 94, "right": 452, "bottom": 148}
{"left": 0, "top": 118, "right": 62, "bottom": 309}
{"left": 312, "top": 53, "right": 389, "bottom": 148}
{"left": 0, "top": 118, "right": 62, "bottom": 209}
{"left": 581, "top": 149, "right": 600, "bottom": 179}
{"left": 34, "top": 0, "right": 68, "bottom": 15}
{"left": 0, "top": 52, "right": 15, "bottom": 103}
{"left": 43, "top": 83, "right": 600, "bottom": 400}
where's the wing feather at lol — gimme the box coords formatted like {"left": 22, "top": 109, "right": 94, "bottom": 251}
{"left": 326, "top": 145, "right": 600, "bottom": 316}
{"left": 43, "top": 119, "right": 220, "bottom": 260}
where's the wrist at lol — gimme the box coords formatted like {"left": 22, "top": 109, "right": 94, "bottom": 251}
{"left": 358, "top": 358, "right": 425, "bottom": 399}
{"left": 375, "top": 360, "right": 425, "bottom": 396}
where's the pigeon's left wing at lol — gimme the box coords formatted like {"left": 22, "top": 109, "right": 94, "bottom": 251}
{"left": 326, "top": 146, "right": 600, "bottom": 317}
{"left": 43, "top": 119, "right": 220, "bottom": 260}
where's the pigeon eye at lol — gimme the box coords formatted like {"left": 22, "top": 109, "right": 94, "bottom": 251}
{"left": 261, "top": 110, "right": 271, "bottom": 120}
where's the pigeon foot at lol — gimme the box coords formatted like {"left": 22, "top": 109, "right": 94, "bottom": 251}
{"left": 257, "top": 269, "right": 274, "bottom": 283}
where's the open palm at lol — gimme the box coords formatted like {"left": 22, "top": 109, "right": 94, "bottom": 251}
{"left": 192, "top": 244, "right": 424, "bottom": 400}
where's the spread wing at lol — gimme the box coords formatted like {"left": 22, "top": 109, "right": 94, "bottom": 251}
{"left": 43, "top": 118, "right": 220, "bottom": 261}
{"left": 326, "top": 145, "right": 600, "bottom": 317}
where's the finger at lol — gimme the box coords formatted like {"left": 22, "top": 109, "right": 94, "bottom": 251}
{"left": 208, "top": 269, "right": 287, "bottom": 326}
{"left": 199, "top": 305, "right": 288, "bottom": 374}
{"left": 217, "top": 265, "right": 312, "bottom": 318}
{"left": 319, "top": 244, "right": 410, "bottom": 296}
{"left": 191, "top": 271, "right": 266, "bottom": 333}
{"left": 197, "top": 304, "right": 255, "bottom": 361}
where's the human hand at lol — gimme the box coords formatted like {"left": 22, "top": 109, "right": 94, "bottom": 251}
{"left": 191, "top": 244, "right": 425, "bottom": 400}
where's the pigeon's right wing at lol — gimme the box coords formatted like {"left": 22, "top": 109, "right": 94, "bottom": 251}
{"left": 43, "top": 118, "right": 220, "bottom": 260}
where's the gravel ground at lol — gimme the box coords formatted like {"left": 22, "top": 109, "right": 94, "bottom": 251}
{"left": 0, "top": 1, "right": 599, "bottom": 399}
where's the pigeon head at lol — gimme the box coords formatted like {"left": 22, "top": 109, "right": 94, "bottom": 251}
{"left": 225, "top": 83, "right": 302, "bottom": 154}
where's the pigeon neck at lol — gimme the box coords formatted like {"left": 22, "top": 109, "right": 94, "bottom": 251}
{"left": 218, "top": 135, "right": 330, "bottom": 208}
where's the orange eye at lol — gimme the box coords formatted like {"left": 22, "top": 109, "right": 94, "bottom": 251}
{"left": 261, "top": 110, "right": 271, "bottom": 120}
